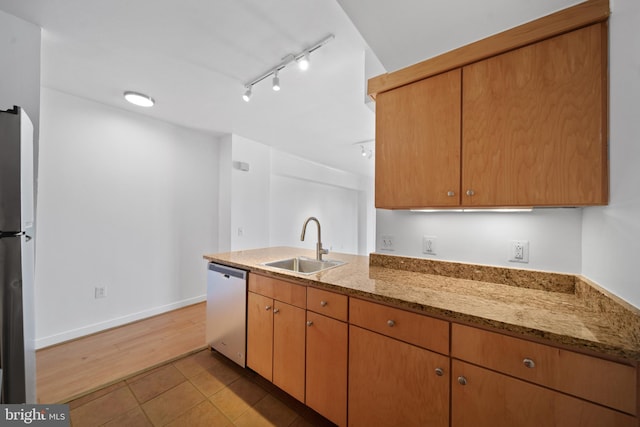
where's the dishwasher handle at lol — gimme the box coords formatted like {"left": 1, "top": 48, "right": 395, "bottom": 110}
{"left": 208, "top": 263, "right": 247, "bottom": 280}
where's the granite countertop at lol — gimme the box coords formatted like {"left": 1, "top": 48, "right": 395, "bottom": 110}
{"left": 203, "top": 246, "right": 640, "bottom": 362}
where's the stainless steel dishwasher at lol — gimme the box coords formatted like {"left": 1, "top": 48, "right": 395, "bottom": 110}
{"left": 206, "top": 263, "right": 248, "bottom": 367}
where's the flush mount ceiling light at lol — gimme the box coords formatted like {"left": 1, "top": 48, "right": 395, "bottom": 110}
{"left": 242, "top": 86, "right": 252, "bottom": 102}
{"left": 241, "top": 34, "right": 334, "bottom": 101}
{"left": 123, "top": 91, "right": 155, "bottom": 107}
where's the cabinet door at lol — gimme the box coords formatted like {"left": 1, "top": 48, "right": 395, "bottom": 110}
{"left": 452, "top": 360, "right": 636, "bottom": 427}
{"left": 246, "top": 292, "right": 273, "bottom": 380}
{"left": 348, "top": 325, "right": 449, "bottom": 427}
{"left": 306, "top": 312, "right": 348, "bottom": 426}
{"left": 375, "top": 68, "right": 461, "bottom": 208}
{"left": 272, "top": 301, "right": 306, "bottom": 402}
{"left": 462, "top": 23, "right": 607, "bottom": 206}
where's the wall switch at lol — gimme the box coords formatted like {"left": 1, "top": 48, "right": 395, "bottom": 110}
{"left": 94, "top": 286, "right": 107, "bottom": 299}
{"left": 509, "top": 240, "right": 529, "bottom": 263}
{"left": 381, "top": 235, "right": 395, "bottom": 251}
{"left": 422, "top": 236, "right": 437, "bottom": 255}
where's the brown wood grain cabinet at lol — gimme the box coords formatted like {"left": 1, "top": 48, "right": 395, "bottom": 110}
{"left": 305, "top": 288, "right": 348, "bottom": 426}
{"left": 375, "top": 69, "right": 461, "bottom": 209}
{"left": 374, "top": 23, "right": 608, "bottom": 208}
{"left": 246, "top": 274, "right": 306, "bottom": 402}
{"left": 451, "top": 324, "right": 638, "bottom": 427}
{"left": 348, "top": 298, "right": 450, "bottom": 427}
{"left": 452, "top": 360, "right": 637, "bottom": 427}
{"left": 462, "top": 23, "right": 608, "bottom": 207}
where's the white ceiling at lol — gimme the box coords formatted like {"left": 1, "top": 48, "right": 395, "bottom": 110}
{"left": 0, "top": 0, "right": 583, "bottom": 178}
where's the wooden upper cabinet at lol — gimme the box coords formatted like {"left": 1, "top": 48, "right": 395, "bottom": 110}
{"left": 462, "top": 23, "right": 608, "bottom": 206}
{"left": 375, "top": 69, "right": 462, "bottom": 208}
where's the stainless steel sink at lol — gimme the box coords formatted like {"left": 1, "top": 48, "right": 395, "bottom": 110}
{"left": 262, "top": 256, "right": 346, "bottom": 275}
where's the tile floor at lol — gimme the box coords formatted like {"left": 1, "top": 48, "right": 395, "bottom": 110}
{"left": 68, "top": 348, "right": 335, "bottom": 426}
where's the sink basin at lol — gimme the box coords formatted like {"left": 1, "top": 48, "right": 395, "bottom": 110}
{"left": 262, "top": 257, "right": 346, "bottom": 275}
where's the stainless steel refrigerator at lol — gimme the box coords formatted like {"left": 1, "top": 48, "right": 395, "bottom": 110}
{"left": 0, "top": 106, "right": 36, "bottom": 403}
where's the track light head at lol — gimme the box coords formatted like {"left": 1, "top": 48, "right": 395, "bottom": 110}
{"left": 272, "top": 71, "right": 280, "bottom": 91}
{"left": 242, "top": 86, "right": 252, "bottom": 102}
{"left": 361, "top": 145, "right": 367, "bottom": 157}
{"left": 297, "top": 52, "right": 310, "bottom": 71}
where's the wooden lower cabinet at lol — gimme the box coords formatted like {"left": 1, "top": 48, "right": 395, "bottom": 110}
{"left": 306, "top": 311, "right": 348, "bottom": 426}
{"left": 452, "top": 360, "right": 637, "bottom": 427}
{"left": 246, "top": 292, "right": 273, "bottom": 380}
{"left": 348, "top": 325, "right": 449, "bottom": 427}
{"left": 246, "top": 292, "right": 306, "bottom": 403}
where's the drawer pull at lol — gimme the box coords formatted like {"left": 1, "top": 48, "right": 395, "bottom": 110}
{"left": 466, "top": 189, "right": 475, "bottom": 196}
{"left": 265, "top": 305, "right": 272, "bottom": 311}
{"left": 523, "top": 358, "right": 536, "bottom": 368}
{"left": 457, "top": 376, "right": 468, "bottom": 386}
{"left": 273, "top": 308, "right": 280, "bottom": 314}
{"left": 306, "top": 320, "right": 313, "bottom": 327}
{"left": 447, "top": 191, "right": 455, "bottom": 197}
{"left": 320, "top": 300, "right": 328, "bottom": 307}
{"left": 387, "top": 319, "right": 396, "bottom": 327}
{"left": 435, "top": 368, "right": 444, "bottom": 376}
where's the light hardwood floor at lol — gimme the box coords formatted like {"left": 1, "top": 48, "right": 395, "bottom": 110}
{"left": 36, "top": 302, "right": 207, "bottom": 403}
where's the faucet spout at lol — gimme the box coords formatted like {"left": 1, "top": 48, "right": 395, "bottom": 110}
{"left": 300, "top": 217, "right": 329, "bottom": 261}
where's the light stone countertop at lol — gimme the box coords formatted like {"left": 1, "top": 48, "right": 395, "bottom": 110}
{"left": 204, "top": 246, "right": 640, "bottom": 362}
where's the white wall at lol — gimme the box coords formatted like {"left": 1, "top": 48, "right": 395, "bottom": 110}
{"left": 230, "top": 135, "right": 271, "bottom": 251}
{"left": 34, "top": 88, "right": 219, "bottom": 347}
{"left": 582, "top": 0, "right": 640, "bottom": 308}
{"left": 0, "top": 10, "right": 40, "bottom": 144}
{"left": 377, "top": 209, "right": 582, "bottom": 272}
{"left": 270, "top": 150, "right": 372, "bottom": 255}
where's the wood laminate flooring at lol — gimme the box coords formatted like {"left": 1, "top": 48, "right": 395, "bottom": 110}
{"left": 36, "top": 302, "right": 207, "bottom": 404}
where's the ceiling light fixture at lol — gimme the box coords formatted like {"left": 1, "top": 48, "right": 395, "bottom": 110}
{"left": 241, "top": 34, "right": 334, "bottom": 101}
{"left": 124, "top": 91, "right": 155, "bottom": 107}
{"left": 242, "top": 86, "right": 252, "bottom": 102}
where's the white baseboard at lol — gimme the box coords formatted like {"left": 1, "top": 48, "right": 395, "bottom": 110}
{"left": 35, "top": 295, "right": 206, "bottom": 349}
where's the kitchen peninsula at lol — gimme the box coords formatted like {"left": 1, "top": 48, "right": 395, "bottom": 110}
{"left": 204, "top": 247, "right": 640, "bottom": 427}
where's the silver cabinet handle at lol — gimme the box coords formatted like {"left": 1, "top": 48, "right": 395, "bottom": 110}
{"left": 306, "top": 320, "right": 313, "bottom": 327}
{"left": 466, "top": 189, "right": 475, "bottom": 196}
{"left": 265, "top": 305, "right": 272, "bottom": 311}
{"left": 447, "top": 191, "right": 455, "bottom": 197}
{"left": 457, "top": 376, "right": 468, "bottom": 386}
{"left": 320, "top": 300, "right": 328, "bottom": 307}
{"left": 435, "top": 368, "right": 444, "bottom": 376}
{"left": 273, "top": 308, "right": 280, "bottom": 314}
{"left": 387, "top": 320, "right": 395, "bottom": 327}
{"left": 523, "top": 358, "right": 535, "bottom": 368}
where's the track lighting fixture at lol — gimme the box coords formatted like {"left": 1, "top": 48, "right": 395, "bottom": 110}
{"left": 297, "top": 52, "right": 310, "bottom": 71}
{"left": 241, "top": 34, "right": 334, "bottom": 101}
{"left": 242, "top": 86, "right": 252, "bottom": 102}
{"left": 361, "top": 145, "right": 368, "bottom": 157}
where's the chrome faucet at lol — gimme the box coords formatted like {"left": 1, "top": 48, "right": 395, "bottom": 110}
{"left": 300, "top": 216, "right": 329, "bottom": 261}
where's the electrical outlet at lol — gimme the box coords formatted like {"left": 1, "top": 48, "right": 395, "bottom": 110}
{"left": 381, "top": 235, "right": 395, "bottom": 251}
{"left": 509, "top": 240, "right": 529, "bottom": 263}
{"left": 94, "top": 286, "right": 107, "bottom": 299}
{"left": 422, "top": 236, "right": 437, "bottom": 255}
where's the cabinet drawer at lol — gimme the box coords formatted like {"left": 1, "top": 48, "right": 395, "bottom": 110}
{"left": 451, "top": 323, "right": 638, "bottom": 415}
{"left": 307, "top": 287, "right": 348, "bottom": 321}
{"left": 349, "top": 298, "right": 449, "bottom": 355}
{"left": 248, "top": 274, "right": 306, "bottom": 308}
